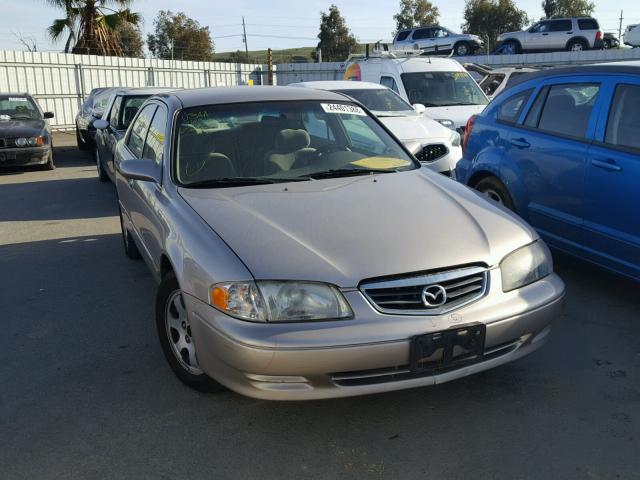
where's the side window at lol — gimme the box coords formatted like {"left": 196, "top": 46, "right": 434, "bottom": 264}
{"left": 531, "top": 21, "right": 550, "bottom": 33}
{"left": 531, "top": 83, "right": 600, "bottom": 139}
{"left": 126, "top": 104, "right": 156, "bottom": 158}
{"left": 142, "top": 106, "right": 167, "bottom": 166}
{"left": 497, "top": 89, "right": 533, "bottom": 124}
{"left": 412, "top": 28, "right": 432, "bottom": 40}
{"left": 109, "top": 96, "right": 122, "bottom": 129}
{"left": 433, "top": 28, "right": 448, "bottom": 38}
{"left": 395, "top": 31, "right": 411, "bottom": 42}
{"left": 550, "top": 20, "right": 572, "bottom": 32}
{"left": 380, "top": 76, "right": 399, "bottom": 93}
{"left": 605, "top": 84, "right": 640, "bottom": 152}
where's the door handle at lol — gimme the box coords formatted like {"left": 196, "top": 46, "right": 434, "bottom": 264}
{"left": 567, "top": 31, "right": 573, "bottom": 34}
{"left": 591, "top": 159, "right": 622, "bottom": 172}
{"left": 542, "top": 33, "right": 549, "bottom": 36}
{"left": 510, "top": 138, "right": 530, "bottom": 149}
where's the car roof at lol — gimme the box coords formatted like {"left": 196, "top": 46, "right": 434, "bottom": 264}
{"left": 170, "top": 86, "right": 350, "bottom": 108}
{"left": 507, "top": 63, "right": 640, "bottom": 89}
{"left": 290, "top": 80, "right": 387, "bottom": 91}
{"left": 356, "top": 56, "right": 466, "bottom": 73}
{"left": 108, "top": 87, "right": 177, "bottom": 96}
{"left": 0, "top": 92, "right": 33, "bottom": 97}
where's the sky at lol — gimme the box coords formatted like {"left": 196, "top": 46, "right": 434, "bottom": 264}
{"left": 1, "top": 0, "right": 639, "bottom": 54}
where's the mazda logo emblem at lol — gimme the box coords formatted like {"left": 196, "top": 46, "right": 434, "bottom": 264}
{"left": 421, "top": 284, "right": 447, "bottom": 307}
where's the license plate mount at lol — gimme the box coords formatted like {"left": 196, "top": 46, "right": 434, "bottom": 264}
{"left": 410, "top": 324, "right": 486, "bottom": 374}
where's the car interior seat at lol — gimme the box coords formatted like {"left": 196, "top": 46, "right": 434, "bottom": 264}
{"left": 538, "top": 93, "right": 585, "bottom": 137}
{"left": 614, "top": 88, "right": 640, "bottom": 149}
{"left": 264, "top": 129, "right": 317, "bottom": 174}
{"left": 178, "top": 124, "right": 236, "bottom": 183}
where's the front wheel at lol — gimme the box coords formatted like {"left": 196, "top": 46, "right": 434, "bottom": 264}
{"left": 474, "top": 176, "right": 516, "bottom": 211}
{"left": 118, "top": 206, "right": 141, "bottom": 260}
{"left": 454, "top": 42, "right": 471, "bottom": 56}
{"left": 95, "top": 148, "right": 109, "bottom": 182}
{"left": 76, "top": 127, "right": 89, "bottom": 151}
{"left": 42, "top": 150, "right": 55, "bottom": 170}
{"left": 156, "top": 273, "right": 224, "bottom": 392}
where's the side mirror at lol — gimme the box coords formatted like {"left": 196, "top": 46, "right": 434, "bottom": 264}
{"left": 118, "top": 158, "right": 161, "bottom": 184}
{"left": 93, "top": 119, "right": 109, "bottom": 130}
{"left": 43, "top": 111, "right": 54, "bottom": 119}
{"left": 413, "top": 103, "right": 426, "bottom": 115}
{"left": 91, "top": 108, "right": 103, "bottom": 119}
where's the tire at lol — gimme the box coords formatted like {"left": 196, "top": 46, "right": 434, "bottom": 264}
{"left": 567, "top": 39, "right": 588, "bottom": 52}
{"left": 118, "top": 206, "right": 141, "bottom": 260}
{"left": 156, "top": 273, "right": 224, "bottom": 393}
{"left": 95, "top": 148, "right": 109, "bottom": 182}
{"left": 603, "top": 38, "right": 611, "bottom": 49}
{"left": 474, "top": 176, "right": 516, "bottom": 211}
{"left": 503, "top": 40, "right": 521, "bottom": 54}
{"left": 454, "top": 41, "right": 471, "bottom": 56}
{"left": 42, "top": 150, "right": 55, "bottom": 170}
{"left": 76, "top": 126, "right": 89, "bottom": 151}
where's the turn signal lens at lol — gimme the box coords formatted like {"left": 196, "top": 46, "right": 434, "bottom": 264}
{"left": 209, "top": 282, "right": 267, "bottom": 321}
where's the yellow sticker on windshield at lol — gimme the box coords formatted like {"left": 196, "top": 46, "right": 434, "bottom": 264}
{"left": 351, "top": 157, "right": 411, "bottom": 169}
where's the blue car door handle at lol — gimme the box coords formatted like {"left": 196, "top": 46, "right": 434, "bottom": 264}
{"left": 591, "top": 158, "right": 622, "bottom": 172}
{"left": 510, "top": 138, "right": 530, "bottom": 149}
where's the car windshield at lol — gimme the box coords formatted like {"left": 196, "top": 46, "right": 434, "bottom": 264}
{"left": 0, "top": 96, "right": 40, "bottom": 120}
{"left": 334, "top": 89, "right": 414, "bottom": 114}
{"left": 401, "top": 71, "right": 489, "bottom": 107}
{"left": 174, "top": 100, "right": 416, "bottom": 187}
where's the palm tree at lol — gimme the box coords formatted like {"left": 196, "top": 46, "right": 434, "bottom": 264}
{"left": 47, "top": 0, "right": 141, "bottom": 56}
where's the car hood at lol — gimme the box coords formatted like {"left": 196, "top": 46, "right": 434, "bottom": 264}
{"left": 0, "top": 118, "right": 46, "bottom": 137}
{"left": 425, "top": 105, "right": 486, "bottom": 129}
{"left": 178, "top": 171, "right": 536, "bottom": 287}
{"left": 377, "top": 114, "right": 451, "bottom": 143}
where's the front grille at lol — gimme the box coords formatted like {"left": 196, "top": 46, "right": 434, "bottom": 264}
{"left": 456, "top": 126, "right": 466, "bottom": 136}
{"left": 0, "top": 138, "right": 5, "bottom": 148}
{"left": 0, "top": 138, "right": 16, "bottom": 149}
{"left": 415, "top": 143, "right": 448, "bottom": 163}
{"left": 360, "top": 265, "right": 488, "bottom": 315}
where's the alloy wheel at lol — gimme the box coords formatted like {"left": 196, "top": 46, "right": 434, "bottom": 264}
{"left": 165, "top": 291, "right": 203, "bottom": 375}
{"left": 481, "top": 188, "right": 505, "bottom": 205}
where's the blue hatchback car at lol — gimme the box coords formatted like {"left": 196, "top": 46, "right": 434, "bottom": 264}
{"left": 457, "top": 64, "right": 639, "bottom": 281}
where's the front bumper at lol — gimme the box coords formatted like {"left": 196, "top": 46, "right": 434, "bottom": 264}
{"left": 187, "top": 271, "right": 565, "bottom": 400}
{"left": 0, "top": 146, "right": 50, "bottom": 167}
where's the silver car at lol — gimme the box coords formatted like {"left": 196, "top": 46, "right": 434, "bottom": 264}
{"left": 115, "top": 86, "right": 565, "bottom": 400}
{"left": 393, "top": 25, "right": 483, "bottom": 56}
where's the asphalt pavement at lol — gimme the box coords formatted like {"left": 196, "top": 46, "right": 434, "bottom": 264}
{"left": 1, "top": 132, "right": 639, "bottom": 480}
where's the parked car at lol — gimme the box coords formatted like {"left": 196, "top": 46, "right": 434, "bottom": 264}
{"left": 75, "top": 87, "right": 115, "bottom": 151}
{"left": 457, "top": 64, "right": 640, "bottom": 281}
{"left": 497, "top": 17, "right": 604, "bottom": 53}
{"left": 93, "top": 87, "right": 175, "bottom": 182}
{"left": 344, "top": 53, "right": 489, "bottom": 132}
{"left": 393, "top": 25, "right": 484, "bottom": 56}
{"left": 603, "top": 33, "right": 620, "bottom": 49}
{"left": 289, "top": 80, "right": 461, "bottom": 176}
{"left": 114, "top": 86, "right": 565, "bottom": 400}
{"left": 0, "top": 92, "right": 55, "bottom": 170}
{"left": 623, "top": 24, "right": 640, "bottom": 47}
{"left": 479, "top": 67, "right": 538, "bottom": 98}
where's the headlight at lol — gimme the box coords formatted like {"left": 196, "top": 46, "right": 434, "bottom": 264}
{"left": 500, "top": 240, "right": 553, "bottom": 292}
{"left": 27, "top": 136, "right": 46, "bottom": 146}
{"left": 449, "top": 130, "right": 461, "bottom": 147}
{"left": 209, "top": 281, "right": 353, "bottom": 322}
{"left": 436, "top": 119, "right": 455, "bottom": 130}
{"left": 15, "top": 137, "right": 27, "bottom": 147}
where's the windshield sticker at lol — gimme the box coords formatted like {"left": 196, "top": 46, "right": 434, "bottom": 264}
{"left": 8, "top": 97, "right": 28, "bottom": 102}
{"left": 321, "top": 103, "right": 366, "bottom": 116}
{"left": 351, "top": 157, "right": 412, "bottom": 169}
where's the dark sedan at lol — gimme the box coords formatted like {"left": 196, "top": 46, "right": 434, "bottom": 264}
{"left": 75, "top": 87, "right": 115, "bottom": 151}
{"left": 0, "top": 93, "right": 55, "bottom": 170}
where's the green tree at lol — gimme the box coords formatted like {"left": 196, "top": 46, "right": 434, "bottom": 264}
{"left": 47, "top": 0, "right": 141, "bottom": 56}
{"left": 147, "top": 10, "right": 215, "bottom": 61}
{"left": 316, "top": 5, "right": 358, "bottom": 62}
{"left": 541, "top": 0, "right": 595, "bottom": 18}
{"left": 394, "top": 0, "right": 440, "bottom": 32}
{"left": 114, "top": 20, "right": 144, "bottom": 57}
{"left": 462, "top": 0, "right": 528, "bottom": 51}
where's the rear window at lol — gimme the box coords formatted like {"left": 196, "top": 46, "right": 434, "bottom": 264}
{"left": 395, "top": 30, "right": 411, "bottom": 42}
{"left": 550, "top": 20, "right": 573, "bottom": 32}
{"left": 605, "top": 84, "right": 640, "bottom": 152}
{"left": 578, "top": 18, "right": 599, "bottom": 30}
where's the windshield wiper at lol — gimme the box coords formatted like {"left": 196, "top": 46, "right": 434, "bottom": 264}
{"left": 183, "top": 177, "right": 309, "bottom": 188}
{"left": 304, "top": 168, "right": 399, "bottom": 179}
{"left": 439, "top": 102, "right": 480, "bottom": 106}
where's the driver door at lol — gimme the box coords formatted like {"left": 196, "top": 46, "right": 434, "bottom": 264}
{"left": 526, "top": 21, "right": 551, "bottom": 50}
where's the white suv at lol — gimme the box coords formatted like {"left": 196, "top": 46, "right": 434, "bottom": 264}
{"left": 498, "top": 17, "right": 604, "bottom": 53}
{"left": 393, "top": 25, "right": 483, "bottom": 56}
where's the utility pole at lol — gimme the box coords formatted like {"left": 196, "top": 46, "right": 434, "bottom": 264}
{"left": 267, "top": 48, "right": 273, "bottom": 85}
{"left": 618, "top": 10, "right": 624, "bottom": 41}
{"left": 242, "top": 16, "right": 249, "bottom": 62}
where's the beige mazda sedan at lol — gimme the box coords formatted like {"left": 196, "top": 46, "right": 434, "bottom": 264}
{"left": 114, "top": 86, "right": 565, "bottom": 400}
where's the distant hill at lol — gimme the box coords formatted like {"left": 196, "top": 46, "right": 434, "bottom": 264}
{"left": 215, "top": 45, "right": 366, "bottom": 64}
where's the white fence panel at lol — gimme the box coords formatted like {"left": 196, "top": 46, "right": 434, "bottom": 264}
{"left": 273, "top": 62, "right": 345, "bottom": 85}
{"left": 457, "top": 47, "right": 640, "bottom": 67}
